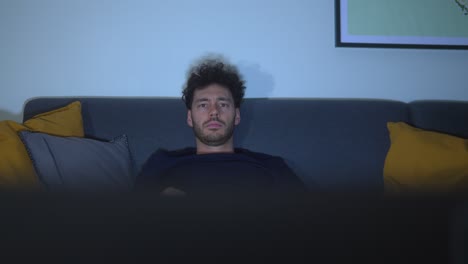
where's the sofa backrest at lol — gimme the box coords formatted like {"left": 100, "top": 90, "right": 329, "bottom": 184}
{"left": 24, "top": 98, "right": 193, "bottom": 177}
{"left": 409, "top": 101, "right": 468, "bottom": 139}
{"left": 236, "top": 99, "right": 409, "bottom": 191}
{"left": 23, "top": 97, "right": 424, "bottom": 192}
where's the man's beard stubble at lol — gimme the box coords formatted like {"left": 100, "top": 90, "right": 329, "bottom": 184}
{"left": 192, "top": 117, "right": 235, "bottom": 147}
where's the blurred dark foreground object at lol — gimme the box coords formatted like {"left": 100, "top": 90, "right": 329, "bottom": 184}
{"left": 0, "top": 191, "right": 467, "bottom": 263}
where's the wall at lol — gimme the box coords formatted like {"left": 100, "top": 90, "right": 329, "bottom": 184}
{"left": 1, "top": 0, "right": 467, "bottom": 122}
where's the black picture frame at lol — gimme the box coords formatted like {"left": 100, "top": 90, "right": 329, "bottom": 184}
{"left": 335, "top": 0, "right": 468, "bottom": 50}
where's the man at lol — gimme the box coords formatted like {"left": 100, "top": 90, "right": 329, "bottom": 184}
{"left": 136, "top": 58, "right": 306, "bottom": 196}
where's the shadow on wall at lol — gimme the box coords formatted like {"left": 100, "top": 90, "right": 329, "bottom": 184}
{"left": 0, "top": 109, "right": 22, "bottom": 122}
{"left": 187, "top": 54, "right": 275, "bottom": 98}
{"left": 237, "top": 62, "right": 275, "bottom": 98}
{"left": 234, "top": 62, "right": 275, "bottom": 148}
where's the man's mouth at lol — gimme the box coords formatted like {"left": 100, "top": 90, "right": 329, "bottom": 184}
{"left": 205, "top": 121, "right": 223, "bottom": 128}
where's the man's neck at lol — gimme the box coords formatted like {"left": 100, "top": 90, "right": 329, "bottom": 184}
{"left": 195, "top": 140, "right": 235, "bottom": 155}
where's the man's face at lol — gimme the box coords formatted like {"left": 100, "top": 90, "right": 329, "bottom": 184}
{"left": 187, "top": 84, "right": 240, "bottom": 147}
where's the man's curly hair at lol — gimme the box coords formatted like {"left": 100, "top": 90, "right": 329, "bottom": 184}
{"left": 182, "top": 58, "right": 246, "bottom": 109}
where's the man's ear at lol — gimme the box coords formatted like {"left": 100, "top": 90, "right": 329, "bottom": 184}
{"left": 187, "top": 110, "right": 193, "bottom": 127}
{"left": 235, "top": 108, "right": 241, "bottom": 126}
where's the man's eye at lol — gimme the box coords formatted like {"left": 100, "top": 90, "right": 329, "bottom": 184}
{"left": 198, "top": 104, "right": 206, "bottom": 108}
{"left": 220, "top": 103, "right": 228, "bottom": 108}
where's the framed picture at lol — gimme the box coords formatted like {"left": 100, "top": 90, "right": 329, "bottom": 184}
{"left": 335, "top": 0, "right": 468, "bottom": 49}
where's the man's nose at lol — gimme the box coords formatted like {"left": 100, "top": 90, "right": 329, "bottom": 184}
{"left": 209, "top": 105, "right": 219, "bottom": 117}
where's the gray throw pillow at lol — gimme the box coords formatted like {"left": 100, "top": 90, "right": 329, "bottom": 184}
{"left": 19, "top": 131, "right": 134, "bottom": 193}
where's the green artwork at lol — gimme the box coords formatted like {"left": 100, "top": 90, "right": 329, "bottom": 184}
{"left": 348, "top": 0, "right": 468, "bottom": 37}
{"left": 455, "top": 0, "right": 468, "bottom": 14}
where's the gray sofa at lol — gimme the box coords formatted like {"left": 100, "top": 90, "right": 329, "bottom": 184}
{"left": 3, "top": 97, "right": 466, "bottom": 261}
{"left": 23, "top": 97, "right": 468, "bottom": 193}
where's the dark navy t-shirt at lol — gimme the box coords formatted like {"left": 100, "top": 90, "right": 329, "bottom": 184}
{"left": 136, "top": 148, "right": 306, "bottom": 195}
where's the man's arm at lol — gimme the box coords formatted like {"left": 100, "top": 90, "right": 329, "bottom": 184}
{"left": 135, "top": 149, "right": 171, "bottom": 193}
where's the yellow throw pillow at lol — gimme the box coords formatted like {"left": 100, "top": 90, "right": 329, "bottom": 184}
{"left": 384, "top": 122, "right": 468, "bottom": 193}
{"left": 0, "top": 101, "right": 84, "bottom": 189}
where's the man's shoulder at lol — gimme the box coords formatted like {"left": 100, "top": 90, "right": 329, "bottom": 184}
{"left": 144, "top": 147, "right": 287, "bottom": 168}
{"left": 236, "top": 148, "right": 285, "bottom": 162}
{"left": 150, "top": 147, "right": 196, "bottom": 159}
{"left": 141, "top": 147, "right": 196, "bottom": 172}
{"left": 148, "top": 147, "right": 292, "bottom": 172}
{"left": 150, "top": 147, "right": 282, "bottom": 160}
{"left": 237, "top": 148, "right": 306, "bottom": 191}
{"left": 235, "top": 148, "right": 295, "bottom": 171}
